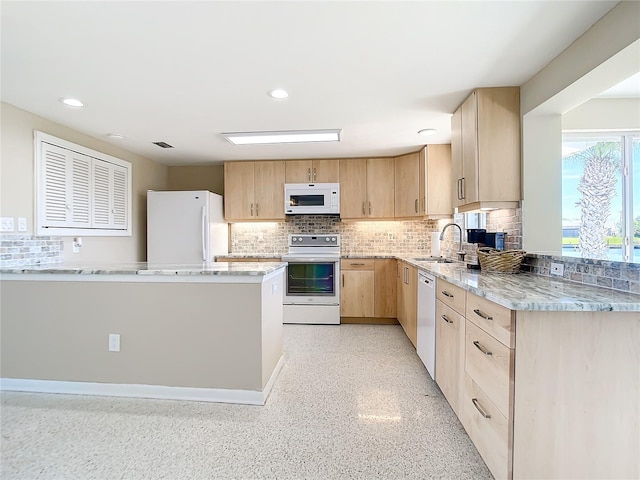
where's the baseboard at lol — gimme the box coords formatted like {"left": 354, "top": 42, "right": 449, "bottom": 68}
{"left": 340, "top": 317, "right": 399, "bottom": 325}
{"left": 1, "top": 376, "right": 270, "bottom": 406}
{"left": 262, "top": 355, "right": 284, "bottom": 402}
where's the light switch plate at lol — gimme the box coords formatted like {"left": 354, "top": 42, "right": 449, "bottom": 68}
{"left": 1, "top": 217, "right": 15, "bottom": 232}
{"left": 18, "top": 218, "right": 27, "bottom": 232}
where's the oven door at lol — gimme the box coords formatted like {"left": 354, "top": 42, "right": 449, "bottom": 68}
{"left": 283, "top": 259, "right": 340, "bottom": 305}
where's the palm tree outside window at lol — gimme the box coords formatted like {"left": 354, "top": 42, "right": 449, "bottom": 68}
{"left": 562, "top": 132, "right": 640, "bottom": 262}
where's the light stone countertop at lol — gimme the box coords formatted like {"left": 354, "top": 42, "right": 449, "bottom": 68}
{"left": 405, "top": 258, "right": 640, "bottom": 312}
{"left": 0, "top": 261, "right": 287, "bottom": 277}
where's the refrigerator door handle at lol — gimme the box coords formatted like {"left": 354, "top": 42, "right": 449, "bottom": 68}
{"left": 201, "top": 206, "right": 207, "bottom": 262}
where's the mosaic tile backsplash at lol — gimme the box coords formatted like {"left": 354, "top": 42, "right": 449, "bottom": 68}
{"left": 231, "top": 216, "right": 441, "bottom": 256}
{"left": 0, "top": 235, "right": 64, "bottom": 267}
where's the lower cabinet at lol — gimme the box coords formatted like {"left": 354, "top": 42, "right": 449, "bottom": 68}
{"left": 340, "top": 259, "right": 396, "bottom": 321}
{"left": 435, "top": 279, "right": 466, "bottom": 416}
{"left": 435, "top": 280, "right": 638, "bottom": 480}
{"left": 397, "top": 260, "right": 417, "bottom": 347}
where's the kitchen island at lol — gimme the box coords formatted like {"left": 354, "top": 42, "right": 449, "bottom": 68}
{"left": 0, "top": 262, "right": 287, "bottom": 405}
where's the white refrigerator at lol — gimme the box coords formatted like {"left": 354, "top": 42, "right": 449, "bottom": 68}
{"left": 147, "top": 190, "right": 228, "bottom": 264}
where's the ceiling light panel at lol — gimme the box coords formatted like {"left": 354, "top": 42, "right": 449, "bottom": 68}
{"left": 223, "top": 129, "right": 342, "bottom": 146}
{"left": 60, "top": 98, "right": 85, "bottom": 107}
{"left": 268, "top": 89, "right": 289, "bottom": 99}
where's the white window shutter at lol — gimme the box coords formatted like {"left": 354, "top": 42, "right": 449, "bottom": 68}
{"left": 42, "top": 143, "right": 72, "bottom": 227}
{"left": 111, "top": 164, "right": 128, "bottom": 228}
{"left": 70, "top": 152, "right": 92, "bottom": 228}
{"left": 92, "top": 160, "right": 111, "bottom": 227}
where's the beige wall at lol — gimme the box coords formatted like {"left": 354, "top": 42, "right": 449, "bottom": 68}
{"left": 1, "top": 276, "right": 283, "bottom": 392}
{"left": 520, "top": 1, "right": 640, "bottom": 254}
{"left": 563, "top": 98, "right": 640, "bottom": 131}
{"left": 0, "top": 102, "right": 169, "bottom": 262}
{"left": 167, "top": 165, "right": 224, "bottom": 195}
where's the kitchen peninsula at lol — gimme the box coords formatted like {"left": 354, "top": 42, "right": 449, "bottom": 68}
{"left": 0, "top": 262, "right": 287, "bottom": 405}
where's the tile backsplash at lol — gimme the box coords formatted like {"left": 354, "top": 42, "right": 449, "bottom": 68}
{"left": 230, "top": 208, "right": 524, "bottom": 258}
{"left": 521, "top": 253, "right": 640, "bottom": 294}
{"left": 230, "top": 216, "right": 441, "bottom": 256}
{"left": 0, "top": 234, "right": 64, "bottom": 267}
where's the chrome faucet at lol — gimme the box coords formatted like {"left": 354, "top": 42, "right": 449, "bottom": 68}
{"left": 439, "top": 223, "right": 466, "bottom": 262}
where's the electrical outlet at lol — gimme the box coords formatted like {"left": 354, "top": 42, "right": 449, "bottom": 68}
{"left": 108, "top": 334, "right": 120, "bottom": 352}
{"left": 18, "top": 218, "right": 27, "bottom": 232}
{"left": 550, "top": 262, "right": 564, "bottom": 276}
{"left": 1, "top": 217, "right": 15, "bottom": 232}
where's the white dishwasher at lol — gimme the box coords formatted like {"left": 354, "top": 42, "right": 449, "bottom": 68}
{"left": 417, "top": 271, "right": 436, "bottom": 380}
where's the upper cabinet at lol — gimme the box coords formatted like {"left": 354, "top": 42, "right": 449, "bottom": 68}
{"left": 340, "top": 158, "right": 395, "bottom": 220}
{"left": 285, "top": 159, "right": 339, "bottom": 183}
{"left": 395, "top": 146, "right": 452, "bottom": 219}
{"left": 224, "top": 160, "right": 285, "bottom": 221}
{"left": 451, "top": 87, "right": 521, "bottom": 212}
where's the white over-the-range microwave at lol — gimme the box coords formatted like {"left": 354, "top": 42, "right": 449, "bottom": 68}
{"left": 284, "top": 183, "right": 340, "bottom": 215}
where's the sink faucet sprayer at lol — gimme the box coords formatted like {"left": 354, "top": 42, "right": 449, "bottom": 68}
{"left": 439, "top": 223, "right": 466, "bottom": 262}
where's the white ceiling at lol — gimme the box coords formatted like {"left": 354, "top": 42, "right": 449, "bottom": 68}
{"left": 0, "top": 1, "right": 621, "bottom": 166}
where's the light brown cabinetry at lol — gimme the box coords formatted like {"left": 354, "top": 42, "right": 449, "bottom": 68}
{"left": 397, "top": 261, "right": 417, "bottom": 347}
{"left": 340, "top": 158, "right": 394, "bottom": 219}
{"left": 340, "top": 258, "right": 396, "bottom": 321}
{"left": 435, "top": 282, "right": 639, "bottom": 480}
{"left": 285, "top": 159, "right": 339, "bottom": 183}
{"left": 435, "top": 279, "right": 466, "bottom": 415}
{"left": 451, "top": 87, "right": 521, "bottom": 212}
{"left": 224, "top": 161, "right": 285, "bottom": 221}
{"left": 395, "top": 146, "right": 452, "bottom": 219}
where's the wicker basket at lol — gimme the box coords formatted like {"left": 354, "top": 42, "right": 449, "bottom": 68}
{"left": 477, "top": 247, "right": 526, "bottom": 274}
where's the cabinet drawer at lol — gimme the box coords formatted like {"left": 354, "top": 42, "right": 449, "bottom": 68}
{"left": 341, "top": 259, "right": 375, "bottom": 270}
{"left": 436, "top": 279, "right": 466, "bottom": 314}
{"left": 465, "top": 321, "right": 514, "bottom": 418}
{"left": 462, "top": 374, "right": 512, "bottom": 480}
{"left": 466, "top": 292, "right": 515, "bottom": 348}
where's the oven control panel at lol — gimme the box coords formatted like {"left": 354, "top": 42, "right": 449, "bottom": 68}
{"left": 288, "top": 234, "right": 340, "bottom": 247}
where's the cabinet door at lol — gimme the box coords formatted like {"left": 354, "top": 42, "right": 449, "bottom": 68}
{"left": 224, "top": 162, "right": 255, "bottom": 220}
{"left": 396, "top": 262, "right": 406, "bottom": 327}
{"left": 339, "top": 158, "right": 368, "bottom": 219}
{"left": 374, "top": 259, "right": 397, "bottom": 318}
{"left": 451, "top": 108, "right": 464, "bottom": 208}
{"left": 340, "top": 270, "right": 374, "bottom": 317}
{"left": 92, "top": 160, "right": 128, "bottom": 230}
{"left": 435, "top": 299, "right": 465, "bottom": 416}
{"left": 285, "top": 160, "right": 313, "bottom": 183}
{"left": 394, "top": 152, "right": 421, "bottom": 218}
{"left": 461, "top": 92, "right": 479, "bottom": 204}
{"left": 367, "top": 157, "right": 395, "bottom": 218}
{"left": 254, "top": 161, "right": 285, "bottom": 220}
{"left": 425, "top": 144, "right": 453, "bottom": 217}
{"left": 404, "top": 264, "right": 418, "bottom": 347}
{"left": 312, "top": 159, "right": 339, "bottom": 183}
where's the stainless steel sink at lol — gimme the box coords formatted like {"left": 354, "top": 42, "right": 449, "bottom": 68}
{"left": 412, "top": 257, "right": 454, "bottom": 263}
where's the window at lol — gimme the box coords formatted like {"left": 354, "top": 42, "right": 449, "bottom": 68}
{"left": 35, "top": 131, "right": 132, "bottom": 236}
{"left": 562, "top": 132, "right": 640, "bottom": 262}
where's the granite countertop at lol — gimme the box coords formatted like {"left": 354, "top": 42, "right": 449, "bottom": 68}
{"left": 216, "top": 253, "right": 284, "bottom": 259}
{"left": 0, "top": 261, "right": 287, "bottom": 276}
{"left": 405, "top": 259, "right": 640, "bottom": 312}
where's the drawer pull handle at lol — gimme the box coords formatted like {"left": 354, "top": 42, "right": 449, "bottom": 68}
{"left": 473, "top": 309, "right": 493, "bottom": 321}
{"left": 441, "top": 315, "right": 453, "bottom": 324}
{"left": 472, "top": 398, "right": 491, "bottom": 419}
{"left": 350, "top": 263, "right": 365, "bottom": 266}
{"left": 442, "top": 291, "right": 454, "bottom": 298}
{"left": 473, "top": 340, "right": 492, "bottom": 356}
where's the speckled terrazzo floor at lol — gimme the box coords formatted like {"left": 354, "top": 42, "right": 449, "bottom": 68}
{"left": 1, "top": 324, "right": 493, "bottom": 479}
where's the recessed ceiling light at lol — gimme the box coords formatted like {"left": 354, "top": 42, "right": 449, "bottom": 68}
{"left": 60, "top": 98, "right": 85, "bottom": 107}
{"left": 223, "top": 129, "right": 342, "bottom": 146}
{"left": 107, "top": 133, "right": 124, "bottom": 139}
{"left": 418, "top": 129, "right": 437, "bottom": 136}
{"left": 268, "top": 89, "right": 289, "bottom": 99}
